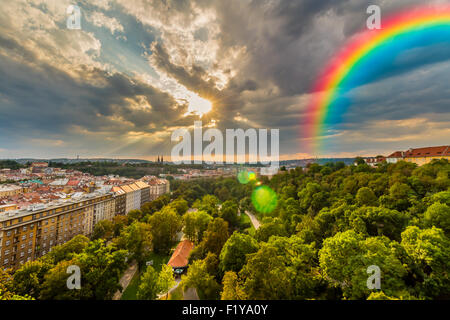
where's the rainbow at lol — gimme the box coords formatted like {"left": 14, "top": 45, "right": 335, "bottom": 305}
{"left": 304, "top": 4, "right": 450, "bottom": 155}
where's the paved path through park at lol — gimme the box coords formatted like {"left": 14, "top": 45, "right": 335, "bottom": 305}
{"left": 245, "top": 211, "right": 261, "bottom": 230}
{"left": 112, "top": 261, "right": 138, "bottom": 300}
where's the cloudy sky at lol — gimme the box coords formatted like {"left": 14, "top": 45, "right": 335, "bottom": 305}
{"left": 0, "top": 0, "right": 449, "bottom": 160}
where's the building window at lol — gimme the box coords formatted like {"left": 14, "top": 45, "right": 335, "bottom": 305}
{"left": 6, "top": 240, "right": 10, "bottom": 246}
{"left": 23, "top": 226, "right": 27, "bottom": 232}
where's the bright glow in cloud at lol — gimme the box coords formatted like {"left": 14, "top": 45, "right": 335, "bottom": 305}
{"left": 186, "top": 93, "right": 212, "bottom": 116}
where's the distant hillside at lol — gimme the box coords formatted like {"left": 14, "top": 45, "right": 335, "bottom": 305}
{"left": 10, "top": 158, "right": 152, "bottom": 165}
{"left": 280, "top": 158, "right": 355, "bottom": 167}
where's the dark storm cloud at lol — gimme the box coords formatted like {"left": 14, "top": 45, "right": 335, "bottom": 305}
{"left": 0, "top": 34, "right": 195, "bottom": 148}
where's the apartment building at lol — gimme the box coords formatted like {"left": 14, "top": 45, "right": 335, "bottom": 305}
{"left": 0, "top": 185, "right": 22, "bottom": 198}
{"left": 0, "top": 204, "right": 18, "bottom": 213}
{"left": 93, "top": 195, "right": 116, "bottom": 225}
{"left": 146, "top": 177, "right": 170, "bottom": 201}
{"left": 386, "top": 145, "right": 450, "bottom": 166}
{"left": 403, "top": 146, "right": 450, "bottom": 165}
{"left": 120, "top": 185, "right": 135, "bottom": 214}
{"left": 135, "top": 181, "right": 150, "bottom": 207}
{"left": 148, "top": 179, "right": 170, "bottom": 201}
{"left": 129, "top": 183, "right": 142, "bottom": 211}
{"left": 119, "top": 182, "right": 151, "bottom": 214}
{"left": 111, "top": 187, "right": 126, "bottom": 216}
{"left": 0, "top": 192, "right": 115, "bottom": 270}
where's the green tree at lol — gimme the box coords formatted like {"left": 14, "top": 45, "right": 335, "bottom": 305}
{"left": 353, "top": 207, "right": 409, "bottom": 241}
{"left": 148, "top": 207, "right": 182, "bottom": 254}
{"left": 239, "top": 236, "right": 320, "bottom": 300}
{"left": 183, "top": 210, "right": 212, "bottom": 243}
{"left": 0, "top": 268, "right": 33, "bottom": 300}
{"left": 221, "top": 271, "right": 247, "bottom": 300}
{"left": 117, "top": 221, "right": 151, "bottom": 266}
{"left": 45, "top": 235, "right": 89, "bottom": 265}
{"left": 401, "top": 226, "right": 450, "bottom": 299}
{"left": 12, "top": 260, "right": 52, "bottom": 299}
{"left": 219, "top": 200, "right": 240, "bottom": 229}
{"left": 202, "top": 218, "right": 230, "bottom": 256}
{"left": 254, "top": 219, "right": 288, "bottom": 242}
{"left": 193, "top": 195, "right": 220, "bottom": 216}
{"left": 137, "top": 265, "right": 159, "bottom": 300}
{"left": 356, "top": 187, "right": 377, "bottom": 206}
{"left": 40, "top": 240, "right": 128, "bottom": 300}
{"left": 39, "top": 259, "right": 81, "bottom": 300}
{"left": 92, "top": 219, "right": 114, "bottom": 240}
{"left": 181, "top": 259, "right": 220, "bottom": 300}
{"left": 158, "top": 264, "right": 176, "bottom": 299}
{"left": 169, "top": 198, "right": 189, "bottom": 215}
{"left": 112, "top": 215, "right": 129, "bottom": 237}
{"left": 424, "top": 202, "right": 450, "bottom": 235}
{"left": 128, "top": 209, "right": 144, "bottom": 222}
{"left": 355, "top": 157, "right": 366, "bottom": 165}
{"left": 219, "top": 232, "right": 259, "bottom": 273}
{"left": 319, "top": 230, "right": 407, "bottom": 299}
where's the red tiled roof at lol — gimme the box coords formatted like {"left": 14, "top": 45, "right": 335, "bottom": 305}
{"left": 67, "top": 180, "right": 80, "bottom": 186}
{"left": 387, "top": 151, "right": 404, "bottom": 158}
{"left": 404, "top": 145, "right": 449, "bottom": 158}
{"left": 168, "top": 240, "right": 194, "bottom": 268}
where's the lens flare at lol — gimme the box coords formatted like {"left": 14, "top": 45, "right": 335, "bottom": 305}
{"left": 251, "top": 186, "right": 278, "bottom": 214}
{"left": 248, "top": 171, "right": 257, "bottom": 181}
{"left": 238, "top": 170, "right": 250, "bottom": 184}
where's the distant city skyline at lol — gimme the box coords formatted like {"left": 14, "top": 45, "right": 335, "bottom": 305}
{"left": 0, "top": 0, "right": 449, "bottom": 160}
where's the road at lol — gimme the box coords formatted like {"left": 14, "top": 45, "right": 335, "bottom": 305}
{"left": 245, "top": 210, "right": 261, "bottom": 230}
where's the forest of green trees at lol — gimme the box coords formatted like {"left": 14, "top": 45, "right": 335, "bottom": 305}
{"left": 1, "top": 159, "right": 448, "bottom": 300}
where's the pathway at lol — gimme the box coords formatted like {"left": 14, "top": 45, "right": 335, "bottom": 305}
{"left": 112, "top": 261, "right": 138, "bottom": 300}
{"left": 245, "top": 210, "right": 261, "bottom": 230}
{"left": 158, "top": 277, "right": 182, "bottom": 300}
{"left": 183, "top": 287, "right": 200, "bottom": 300}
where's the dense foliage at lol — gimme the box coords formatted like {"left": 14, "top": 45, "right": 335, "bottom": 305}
{"left": 1, "top": 159, "right": 449, "bottom": 300}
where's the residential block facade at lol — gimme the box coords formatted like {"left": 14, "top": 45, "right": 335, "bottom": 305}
{"left": 0, "top": 177, "right": 170, "bottom": 271}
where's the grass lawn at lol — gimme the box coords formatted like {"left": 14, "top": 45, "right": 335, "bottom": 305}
{"left": 168, "top": 285, "right": 184, "bottom": 300}
{"left": 239, "top": 212, "right": 255, "bottom": 235}
{"left": 120, "top": 270, "right": 140, "bottom": 300}
{"left": 141, "top": 252, "right": 171, "bottom": 272}
{"left": 121, "top": 252, "right": 171, "bottom": 300}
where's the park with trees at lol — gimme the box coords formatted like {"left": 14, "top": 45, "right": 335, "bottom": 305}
{"left": 1, "top": 158, "right": 449, "bottom": 300}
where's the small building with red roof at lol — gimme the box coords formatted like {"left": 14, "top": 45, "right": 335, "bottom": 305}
{"left": 168, "top": 240, "right": 194, "bottom": 273}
